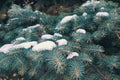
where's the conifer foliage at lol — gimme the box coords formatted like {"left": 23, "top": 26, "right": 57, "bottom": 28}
{"left": 0, "top": 0, "right": 120, "bottom": 80}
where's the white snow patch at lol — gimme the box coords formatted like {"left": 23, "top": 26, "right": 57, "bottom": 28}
{"left": 82, "top": 1, "right": 100, "bottom": 7}
{"left": 54, "top": 33, "right": 63, "bottom": 37}
{"left": 0, "top": 44, "right": 14, "bottom": 53}
{"left": 56, "top": 39, "right": 68, "bottom": 46}
{"left": 82, "top": 12, "right": 87, "bottom": 16}
{"left": 40, "top": 17, "right": 42, "bottom": 20}
{"left": 13, "top": 41, "right": 38, "bottom": 49}
{"left": 34, "top": 10, "right": 39, "bottom": 13}
{"left": 82, "top": 1, "right": 91, "bottom": 7}
{"left": 96, "top": 12, "right": 109, "bottom": 17}
{"left": 60, "top": 14, "right": 77, "bottom": 24}
{"left": 67, "top": 52, "right": 79, "bottom": 59}
{"left": 95, "top": 1, "right": 100, "bottom": 4}
{"left": 101, "top": 7, "right": 105, "bottom": 10}
{"left": 34, "top": 10, "right": 39, "bottom": 14}
{"left": 16, "top": 37, "right": 26, "bottom": 41}
{"left": 0, "top": 41, "right": 38, "bottom": 53}
{"left": 41, "top": 34, "right": 53, "bottom": 39}
{"left": 32, "top": 41, "right": 56, "bottom": 52}
{"left": 76, "top": 29, "right": 86, "bottom": 34}
{"left": 23, "top": 24, "right": 40, "bottom": 31}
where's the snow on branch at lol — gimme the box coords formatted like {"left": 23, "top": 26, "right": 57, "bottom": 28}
{"left": 96, "top": 12, "right": 109, "bottom": 17}
{"left": 32, "top": 41, "right": 56, "bottom": 52}
{"left": 56, "top": 39, "right": 68, "bottom": 46}
{"left": 41, "top": 34, "right": 53, "bottom": 39}
{"left": 76, "top": 29, "right": 86, "bottom": 34}
{"left": 67, "top": 52, "right": 79, "bottom": 59}
{"left": 60, "top": 14, "right": 78, "bottom": 24}
{"left": 23, "top": 24, "right": 40, "bottom": 31}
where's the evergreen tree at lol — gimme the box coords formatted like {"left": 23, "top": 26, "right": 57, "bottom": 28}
{"left": 0, "top": 0, "right": 120, "bottom": 80}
